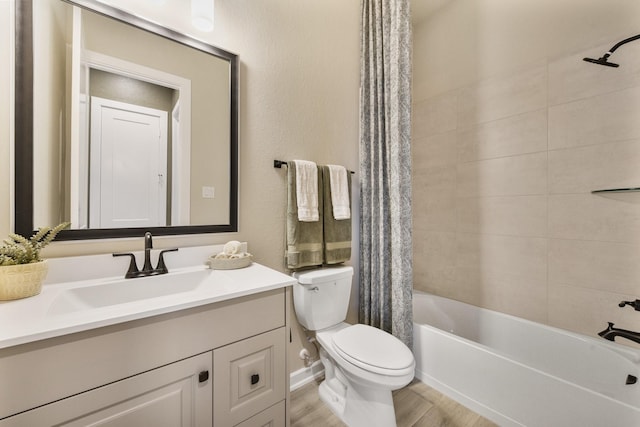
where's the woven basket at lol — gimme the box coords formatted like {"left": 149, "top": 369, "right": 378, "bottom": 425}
{"left": 207, "top": 255, "right": 252, "bottom": 270}
{"left": 0, "top": 260, "right": 48, "bottom": 300}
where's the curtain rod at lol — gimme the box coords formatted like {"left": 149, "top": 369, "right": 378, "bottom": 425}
{"left": 274, "top": 159, "right": 355, "bottom": 174}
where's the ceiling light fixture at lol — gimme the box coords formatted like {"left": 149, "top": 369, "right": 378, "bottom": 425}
{"left": 191, "top": 0, "right": 214, "bottom": 32}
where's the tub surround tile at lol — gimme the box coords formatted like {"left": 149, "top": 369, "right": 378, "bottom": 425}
{"left": 457, "top": 109, "right": 548, "bottom": 163}
{"left": 413, "top": 231, "right": 458, "bottom": 293}
{"left": 456, "top": 195, "right": 547, "bottom": 237}
{"left": 548, "top": 86, "right": 640, "bottom": 150}
{"left": 548, "top": 40, "right": 640, "bottom": 106}
{"left": 548, "top": 285, "right": 640, "bottom": 349}
{"left": 413, "top": 193, "right": 457, "bottom": 232}
{"left": 455, "top": 233, "right": 548, "bottom": 323}
{"left": 413, "top": 92, "right": 458, "bottom": 139}
{"left": 549, "top": 238, "right": 640, "bottom": 296}
{"left": 457, "top": 63, "right": 547, "bottom": 126}
{"left": 549, "top": 194, "right": 640, "bottom": 243}
{"left": 549, "top": 138, "right": 640, "bottom": 194}
{"left": 456, "top": 234, "right": 547, "bottom": 288}
{"left": 456, "top": 152, "right": 547, "bottom": 198}
{"left": 413, "top": 44, "right": 640, "bottom": 347}
{"left": 413, "top": 165, "right": 457, "bottom": 198}
{"left": 413, "top": 131, "right": 458, "bottom": 170}
{"left": 479, "top": 281, "right": 548, "bottom": 324}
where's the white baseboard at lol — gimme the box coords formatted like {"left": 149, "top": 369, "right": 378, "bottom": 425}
{"left": 290, "top": 360, "right": 325, "bottom": 392}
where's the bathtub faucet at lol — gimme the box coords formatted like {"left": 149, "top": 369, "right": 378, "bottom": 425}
{"left": 618, "top": 299, "right": 640, "bottom": 311}
{"left": 598, "top": 322, "right": 640, "bottom": 345}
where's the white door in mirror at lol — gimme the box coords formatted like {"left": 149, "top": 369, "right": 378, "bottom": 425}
{"left": 90, "top": 97, "right": 168, "bottom": 228}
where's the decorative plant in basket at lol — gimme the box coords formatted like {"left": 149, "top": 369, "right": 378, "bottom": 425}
{"left": 0, "top": 222, "right": 70, "bottom": 300}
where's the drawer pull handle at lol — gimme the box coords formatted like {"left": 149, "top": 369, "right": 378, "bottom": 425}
{"left": 250, "top": 373, "right": 260, "bottom": 385}
{"left": 199, "top": 370, "right": 210, "bottom": 383}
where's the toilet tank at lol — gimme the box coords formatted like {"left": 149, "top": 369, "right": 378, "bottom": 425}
{"left": 293, "top": 266, "right": 353, "bottom": 331}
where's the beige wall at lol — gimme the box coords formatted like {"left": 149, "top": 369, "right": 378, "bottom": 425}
{"left": 2, "top": 0, "right": 360, "bottom": 372}
{"left": 0, "top": 0, "right": 11, "bottom": 240}
{"left": 32, "top": 0, "right": 68, "bottom": 226}
{"left": 413, "top": 0, "right": 640, "bottom": 347}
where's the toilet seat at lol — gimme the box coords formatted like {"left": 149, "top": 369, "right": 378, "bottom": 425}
{"left": 331, "top": 324, "right": 414, "bottom": 377}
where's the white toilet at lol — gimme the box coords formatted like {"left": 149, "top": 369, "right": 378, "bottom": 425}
{"left": 293, "top": 266, "right": 415, "bottom": 427}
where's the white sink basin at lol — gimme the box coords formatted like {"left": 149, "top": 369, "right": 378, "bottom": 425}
{"left": 48, "top": 270, "right": 213, "bottom": 315}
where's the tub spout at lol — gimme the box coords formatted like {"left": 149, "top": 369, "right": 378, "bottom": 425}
{"left": 618, "top": 299, "right": 640, "bottom": 311}
{"left": 598, "top": 322, "right": 640, "bottom": 345}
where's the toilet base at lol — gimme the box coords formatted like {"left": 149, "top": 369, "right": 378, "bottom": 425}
{"left": 318, "top": 376, "right": 398, "bottom": 427}
{"left": 318, "top": 348, "right": 399, "bottom": 427}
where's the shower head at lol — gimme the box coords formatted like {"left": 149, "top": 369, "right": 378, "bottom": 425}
{"left": 582, "top": 34, "right": 640, "bottom": 68}
{"left": 583, "top": 55, "right": 619, "bottom": 68}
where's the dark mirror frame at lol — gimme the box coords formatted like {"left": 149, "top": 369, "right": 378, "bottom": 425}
{"left": 15, "top": 0, "right": 238, "bottom": 240}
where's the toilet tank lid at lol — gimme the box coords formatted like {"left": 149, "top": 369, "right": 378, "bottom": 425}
{"left": 294, "top": 266, "right": 353, "bottom": 285}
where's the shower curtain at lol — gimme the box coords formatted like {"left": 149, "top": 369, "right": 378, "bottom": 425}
{"left": 359, "top": 0, "right": 413, "bottom": 348}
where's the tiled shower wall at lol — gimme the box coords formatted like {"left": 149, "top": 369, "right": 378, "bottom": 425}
{"left": 412, "top": 39, "right": 640, "bottom": 342}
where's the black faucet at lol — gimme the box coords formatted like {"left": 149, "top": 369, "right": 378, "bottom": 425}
{"left": 113, "top": 232, "right": 178, "bottom": 279}
{"left": 598, "top": 322, "right": 640, "bottom": 345}
{"left": 619, "top": 299, "right": 640, "bottom": 311}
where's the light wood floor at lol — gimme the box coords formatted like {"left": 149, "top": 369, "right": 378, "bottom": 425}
{"left": 290, "top": 379, "right": 497, "bottom": 427}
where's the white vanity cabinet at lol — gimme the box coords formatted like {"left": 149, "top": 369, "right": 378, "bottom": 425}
{"left": 0, "top": 288, "right": 290, "bottom": 427}
{"left": 1, "top": 351, "right": 213, "bottom": 426}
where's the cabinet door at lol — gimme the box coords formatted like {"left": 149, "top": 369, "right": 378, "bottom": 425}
{"left": 214, "top": 328, "right": 286, "bottom": 426}
{"left": 0, "top": 352, "right": 212, "bottom": 427}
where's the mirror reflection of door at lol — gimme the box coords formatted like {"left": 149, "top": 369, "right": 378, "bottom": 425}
{"left": 70, "top": 50, "right": 193, "bottom": 229}
{"left": 89, "top": 97, "right": 168, "bottom": 228}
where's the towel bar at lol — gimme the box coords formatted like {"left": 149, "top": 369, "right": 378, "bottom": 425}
{"left": 274, "top": 159, "right": 355, "bottom": 174}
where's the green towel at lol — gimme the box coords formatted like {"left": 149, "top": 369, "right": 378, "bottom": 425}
{"left": 322, "top": 165, "right": 352, "bottom": 264}
{"left": 286, "top": 162, "right": 324, "bottom": 269}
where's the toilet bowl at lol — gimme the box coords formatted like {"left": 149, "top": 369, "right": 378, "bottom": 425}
{"left": 293, "top": 266, "right": 415, "bottom": 427}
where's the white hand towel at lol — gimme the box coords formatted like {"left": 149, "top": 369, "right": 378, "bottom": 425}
{"left": 294, "top": 160, "right": 319, "bottom": 222}
{"left": 328, "top": 164, "right": 351, "bottom": 220}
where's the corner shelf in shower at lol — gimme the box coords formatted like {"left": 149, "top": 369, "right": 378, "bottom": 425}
{"left": 591, "top": 187, "right": 640, "bottom": 194}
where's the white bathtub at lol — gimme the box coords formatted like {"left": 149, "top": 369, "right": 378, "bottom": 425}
{"left": 412, "top": 291, "right": 640, "bottom": 427}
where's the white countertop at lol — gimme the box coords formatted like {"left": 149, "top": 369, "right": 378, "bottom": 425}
{"left": 0, "top": 246, "right": 296, "bottom": 350}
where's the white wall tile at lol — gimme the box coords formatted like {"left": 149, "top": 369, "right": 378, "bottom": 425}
{"left": 457, "top": 109, "right": 547, "bottom": 163}
{"left": 457, "top": 195, "right": 547, "bottom": 237}
{"left": 456, "top": 152, "right": 547, "bottom": 197}
{"left": 457, "top": 63, "right": 547, "bottom": 126}
{"left": 549, "top": 138, "right": 640, "bottom": 194}
{"left": 549, "top": 86, "right": 640, "bottom": 150}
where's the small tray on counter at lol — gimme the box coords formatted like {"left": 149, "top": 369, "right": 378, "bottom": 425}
{"left": 207, "top": 255, "right": 253, "bottom": 270}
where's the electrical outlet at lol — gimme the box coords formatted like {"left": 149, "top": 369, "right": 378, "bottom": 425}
{"left": 202, "top": 186, "right": 215, "bottom": 199}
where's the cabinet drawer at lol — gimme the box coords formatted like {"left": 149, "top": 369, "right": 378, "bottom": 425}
{"left": 214, "top": 328, "right": 286, "bottom": 426}
{"left": 234, "top": 401, "right": 285, "bottom": 427}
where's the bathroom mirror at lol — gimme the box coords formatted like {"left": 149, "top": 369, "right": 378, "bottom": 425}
{"left": 15, "top": 0, "right": 238, "bottom": 240}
